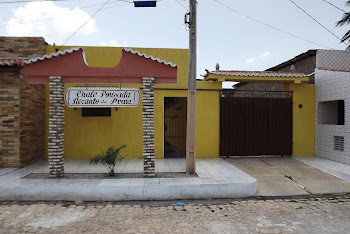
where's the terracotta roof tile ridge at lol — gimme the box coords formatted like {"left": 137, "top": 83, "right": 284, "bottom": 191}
{"left": 214, "top": 70, "right": 305, "bottom": 74}
{"left": 0, "top": 58, "right": 27, "bottom": 67}
{"left": 24, "top": 47, "right": 82, "bottom": 65}
{"left": 205, "top": 70, "right": 307, "bottom": 78}
{"left": 122, "top": 48, "right": 177, "bottom": 68}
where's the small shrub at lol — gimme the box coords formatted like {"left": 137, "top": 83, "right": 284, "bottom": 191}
{"left": 90, "top": 145, "right": 127, "bottom": 176}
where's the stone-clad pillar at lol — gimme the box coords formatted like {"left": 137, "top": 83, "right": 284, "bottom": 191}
{"left": 48, "top": 76, "right": 64, "bottom": 178}
{"left": 142, "top": 77, "right": 155, "bottom": 177}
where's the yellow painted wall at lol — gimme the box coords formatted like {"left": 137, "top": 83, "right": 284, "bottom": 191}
{"left": 196, "top": 88, "right": 221, "bottom": 158}
{"left": 43, "top": 45, "right": 314, "bottom": 159}
{"left": 154, "top": 87, "right": 221, "bottom": 159}
{"left": 286, "top": 83, "right": 315, "bottom": 156}
{"left": 44, "top": 45, "right": 221, "bottom": 159}
{"left": 162, "top": 90, "right": 221, "bottom": 158}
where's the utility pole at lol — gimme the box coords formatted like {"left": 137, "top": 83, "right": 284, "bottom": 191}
{"left": 186, "top": 0, "right": 197, "bottom": 174}
{"left": 136, "top": 0, "right": 196, "bottom": 174}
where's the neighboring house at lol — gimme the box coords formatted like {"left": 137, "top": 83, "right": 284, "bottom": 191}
{"left": 267, "top": 50, "right": 317, "bottom": 83}
{"left": 233, "top": 50, "right": 316, "bottom": 91}
{"left": 232, "top": 81, "right": 282, "bottom": 91}
{"left": 268, "top": 49, "right": 350, "bottom": 165}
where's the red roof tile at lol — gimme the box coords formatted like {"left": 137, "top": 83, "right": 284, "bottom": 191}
{"left": 0, "top": 58, "right": 25, "bottom": 67}
{"left": 204, "top": 70, "right": 307, "bottom": 78}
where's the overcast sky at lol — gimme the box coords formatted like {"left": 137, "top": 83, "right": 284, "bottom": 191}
{"left": 0, "top": 0, "right": 349, "bottom": 88}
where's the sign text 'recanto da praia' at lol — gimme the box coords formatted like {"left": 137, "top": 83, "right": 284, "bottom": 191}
{"left": 65, "top": 87, "right": 140, "bottom": 108}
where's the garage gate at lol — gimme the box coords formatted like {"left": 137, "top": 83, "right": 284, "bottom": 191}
{"left": 220, "top": 90, "right": 293, "bottom": 156}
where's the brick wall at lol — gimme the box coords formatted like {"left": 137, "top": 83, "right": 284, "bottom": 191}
{"left": 48, "top": 76, "right": 64, "bottom": 177}
{"left": 19, "top": 73, "right": 45, "bottom": 166}
{"left": 142, "top": 77, "right": 155, "bottom": 177}
{"left": 0, "top": 37, "right": 45, "bottom": 58}
{"left": 0, "top": 68, "right": 21, "bottom": 167}
{"left": 0, "top": 37, "right": 46, "bottom": 167}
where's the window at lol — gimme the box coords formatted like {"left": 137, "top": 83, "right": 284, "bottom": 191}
{"left": 334, "top": 136, "right": 344, "bottom": 151}
{"left": 318, "top": 100, "right": 345, "bottom": 125}
{"left": 338, "top": 100, "right": 345, "bottom": 125}
{"left": 82, "top": 108, "right": 111, "bottom": 117}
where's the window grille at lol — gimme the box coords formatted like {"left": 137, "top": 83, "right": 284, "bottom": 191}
{"left": 318, "top": 100, "right": 345, "bottom": 125}
{"left": 334, "top": 136, "right": 345, "bottom": 151}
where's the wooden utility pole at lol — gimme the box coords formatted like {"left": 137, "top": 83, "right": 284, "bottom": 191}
{"left": 186, "top": 0, "right": 197, "bottom": 174}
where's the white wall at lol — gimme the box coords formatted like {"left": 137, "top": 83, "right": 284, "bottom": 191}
{"left": 315, "top": 68, "right": 350, "bottom": 164}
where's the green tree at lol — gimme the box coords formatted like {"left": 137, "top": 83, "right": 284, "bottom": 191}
{"left": 337, "top": 1, "right": 350, "bottom": 43}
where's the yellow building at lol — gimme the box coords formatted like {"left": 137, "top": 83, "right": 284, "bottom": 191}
{"left": 41, "top": 45, "right": 222, "bottom": 161}
{"left": 21, "top": 44, "right": 314, "bottom": 177}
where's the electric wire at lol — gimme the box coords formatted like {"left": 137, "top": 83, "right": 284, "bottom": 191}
{"left": 1, "top": 1, "right": 132, "bottom": 28}
{"left": 288, "top": 0, "right": 348, "bottom": 45}
{"left": 0, "top": 0, "right": 131, "bottom": 3}
{"left": 0, "top": 0, "right": 74, "bottom": 4}
{"left": 174, "top": 0, "right": 188, "bottom": 11}
{"left": 172, "top": 0, "right": 189, "bottom": 31}
{"left": 0, "top": 1, "right": 132, "bottom": 23}
{"left": 58, "top": 0, "right": 114, "bottom": 48}
{"left": 2, "top": 0, "right": 340, "bottom": 50}
{"left": 211, "top": 0, "right": 336, "bottom": 50}
{"left": 321, "top": 0, "right": 346, "bottom": 12}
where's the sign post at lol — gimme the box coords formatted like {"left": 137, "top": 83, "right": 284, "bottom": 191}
{"left": 65, "top": 87, "right": 140, "bottom": 108}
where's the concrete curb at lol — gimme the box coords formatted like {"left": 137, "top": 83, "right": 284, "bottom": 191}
{"left": 0, "top": 181, "right": 257, "bottom": 201}
{"left": 294, "top": 157, "right": 350, "bottom": 182}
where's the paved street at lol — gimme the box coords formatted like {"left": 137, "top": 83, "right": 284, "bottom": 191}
{"left": 225, "top": 157, "right": 350, "bottom": 196}
{"left": 1, "top": 196, "right": 350, "bottom": 234}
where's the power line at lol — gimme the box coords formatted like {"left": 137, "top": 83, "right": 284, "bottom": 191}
{"left": 0, "top": 0, "right": 72, "bottom": 4}
{"left": 321, "top": 0, "right": 346, "bottom": 12}
{"left": 1, "top": 1, "right": 132, "bottom": 28}
{"left": 0, "top": 0, "right": 132, "bottom": 23}
{"left": 174, "top": 0, "right": 188, "bottom": 11}
{"left": 289, "top": 0, "right": 348, "bottom": 45}
{"left": 58, "top": 0, "right": 122, "bottom": 48}
{"left": 98, "top": 1, "right": 131, "bottom": 10}
{"left": 211, "top": 0, "right": 336, "bottom": 50}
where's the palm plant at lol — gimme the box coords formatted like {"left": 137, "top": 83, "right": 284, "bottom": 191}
{"left": 90, "top": 145, "right": 127, "bottom": 176}
{"left": 337, "top": 1, "right": 350, "bottom": 43}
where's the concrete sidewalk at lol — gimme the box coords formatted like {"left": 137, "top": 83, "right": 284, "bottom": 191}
{"left": 294, "top": 156, "right": 350, "bottom": 182}
{"left": 0, "top": 159, "right": 257, "bottom": 201}
{"left": 225, "top": 157, "right": 350, "bottom": 197}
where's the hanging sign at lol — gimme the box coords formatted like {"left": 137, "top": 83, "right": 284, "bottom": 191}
{"left": 65, "top": 87, "right": 140, "bottom": 108}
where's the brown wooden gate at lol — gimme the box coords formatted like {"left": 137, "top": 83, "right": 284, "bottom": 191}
{"left": 164, "top": 97, "right": 187, "bottom": 158}
{"left": 220, "top": 90, "right": 293, "bottom": 156}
